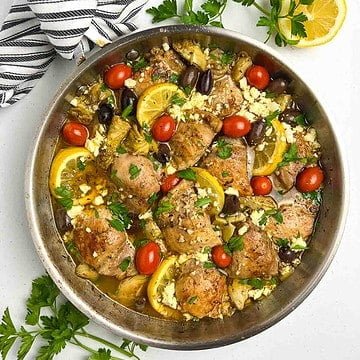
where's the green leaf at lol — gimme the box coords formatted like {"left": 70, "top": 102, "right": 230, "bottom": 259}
{"left": 226, "top": 236, "right": 244, "bottom": 253}
{"left": 302, "top": 190, "right": 322, "bottom": 205}
{"left": 233, "top": 0, "right": 255, "bottom": 5}
{"left": 147, "top": 192, "right": 159, "bottom": 205}
{"left": 178, "top": 168, "right": 197, "bottom": 181}
{"left": 77, "top": 158, "right": 86, "bottom": 171}
{"left": 221, "top": 171, "right": 229, "bottom": 177}
{"left": 121, "top": 104, "right": 133, "bottom": 119}
{"left": 154, "top": 201, "right": 175, "bottom": 217}
{"left": 203, "top": 261, "right": 216, "bottom": 269}
{"left": 240, "top": 278, "right": 265, "bottom": 289}
{"left": 291, "top": 13, "right": 308, "bottom": 38}
{"left": 259, "top": 209, "right": 283, "bottom": 226}
{"left": 57, "top": 197, "right": 73, "bottom": 210}
{"left": 195, "top": 196, "right": 212, "bottom": 208}
{"left": 265, "top": 110, "right": 281, "bottom": 125}
{"left": 169, "top": 73, "right": 179, "bottom": 84}
{"left": 210, "top": 20, "right": 224, "bottom": 27}
{"left": 55, "top": 186, "right": 72, "bottom": 199}
{"left": 299, "top": 0, "right": 314, "bottom": 4}
{"left": 278, "top": 143, "right": 305, "bottom": 168}
{"left": 276, "top": 238, "right": 289, "bottom": 248}
{"left": 194, "top": 11, "right": 209, "bottom": 25}
{"left": 201, "top": 0, "right": 222, "bottom": 17}
{"left": 132, "top": 57, "right": 148, "bottom": 72}
{"left": 17, "top": 330, "right": 36, "bottom": 360}
{"left": 25, "top": 275, "right": 60, "bottom": 325}
{"left": 134, "top": 238, "right": 148, "bottom": 249}
{"left": 108, "top": 202, "right": 132, "bottom": 232}
{"left": 216, "top": 139, "right": 232, "bottom": 159}
{"left": 170, "top": 93, "right": 186, "bottom": 106}
{"left": 119, "top": 257, "right": 131, "bottom": 272}
{"left": 187, "top": 296, "right": 198, "bottom": 304}
{"left": 59, "top": 302, "right": 89, "bottom": 330}
{"left": 220, "top": 51, "right": 234, "bottom": 66}
{"left": 89, "top": 348, "right": 112, "bottom": 360}
{"left": 0, "top": 308, "right": 17, "bottom": 360}
{"left": 184, "top": 0, "right": 193, "bottom": 13}
{"left": 146, "top": 0, "right": 178, "bottom": 23}
{"left": 294, "top": 114, "right": 307, "bottom": 126}
{"left": 116, "top": 145, "right": 127, "bottom": 154}
{"left": 129, "top": 163, "right": 141, "bottom": 180}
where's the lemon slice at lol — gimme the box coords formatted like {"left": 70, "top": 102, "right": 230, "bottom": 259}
{"left": 147, "top": 256, "right": 183, "bottom": 320}
{"left": 136, "top": 83, "right": 184, "bottom": 128}
{"left": 278, "top": 0, "right": 347, "bottom": 47}
{"left": 253, "top": 119, "right": 287, "bottom": 176}
{"left": 49, "top": 147, "right": 94, "bottom": 199}
{"left": 191, "top": 167, "right": 225, "bottom": 215}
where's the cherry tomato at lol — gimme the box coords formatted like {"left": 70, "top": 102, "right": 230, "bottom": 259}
{"left": 211, "top": 246, "right": 232, "bottom": 268}
{"left": 246, "top": 65, "right": 270, "bottom": 90}
{"left": 104, "top": 63, "right": 132, "bottom": 89}
{"left": 222, "top": 115, "right": 251, "bottom": 138}
{"left": 251, "top": 176, "right": 273, "bottom": 195}
{"left": 296, "top": 166, "right": 324, "bottom": 193}
{"left": 152, "top": 115, "right": 176, "bottom": 142}
{"left": 135, "top": 241, "right": 161, "bottom": 275}
{"left": 62, "top": 122, "right": 88, "bottom": 146}
{"left": 160, "top": 174, "right": 180, "bottom": 193}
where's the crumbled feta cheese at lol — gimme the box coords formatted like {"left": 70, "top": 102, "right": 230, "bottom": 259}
{"left": 249, "top": 87, "right": 261, "bottom": 99}
{"left": 85, "top": 130, "right": 105, "bottom": 157}
{"left": 124, "top": 78, "right": 137, "bottom": 88}
{"left": 224, "top": 187, "right": 239, "bottom": 197}
{"left": 250, "top": 209, "right": 265, "bottom": 227}
{"left": 248, "top": 288, "right": 263, "bottom": 300}
{"left": 282, "top": 122, "right": 295, "bottom": 144}
{"left": 85, "top": 227, "right": 92, "bottom": 233}
{"left": 304, "top": 128, "right": 317, "bottom": 143}
{"left": 162, "top": 42, "right": 170, "bottom": 51}
{"left": 256, "top": 142, "right": 266, "bottom": 151}
{"left": 239, "top": 77, "right": 248, "bottom": 90}
{"left": 92, "top": 196, "right": 104, "bottom": 206}
{"left": 161, "top": 281, "right": 177, "bottom": 309}
{"left": 67, "top": 205, "right": 84, "bottom": 219}
{"left": 70, "top": 98, "right": 78, "bottom": 107}
{"left": 238, "top": 225, "right": 249, "bottom": 236}
{"left": 165, "top": 163, "right": 177, "bottom": 175}
{"left": 139, "top": 209, "right": 153, "bottom": 220}
{"left": 290, "top": 236, "right": 308, "bottom": 252}
{"left": 93, "top": 251, "right": 98, "bottom": 258}
{"left": 79, "top": 184, "right": 91, "bottom": 194}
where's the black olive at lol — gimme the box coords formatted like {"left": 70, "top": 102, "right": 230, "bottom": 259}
{"left": 246, "top": 119, "right": 266, "bottom": 146}
{"left": 222, "top": 195, "right": 240, "bottom": 214}
{"left": 98, "top": 103, "right": 114, "bottom": 125}
{"left": 279, "top": 109, "right": 302, "bottom": 124}
{"left": 179, "top": 65, "right": 200, "bottom": 89}
{"left": 121, "top": 88, "right": 137, "bottom": 115}
{"left": 267, "top": 78, "right": 288, "bottom": 95}
{"left": 54, "top": 207, "right": 73, "bottom": 234}
{"left": 153, "top": 143, "right": 171, "bottom": 164}
{"left": 278, "top": 246, "right": 298, "bottom": 263}
{"left": 126, "top": 49, "right": 139, "bottom": 61}
{"left": 196, "top": 69, "right": 213, "bottom": 95}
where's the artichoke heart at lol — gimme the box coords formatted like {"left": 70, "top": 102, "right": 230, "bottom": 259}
{"left": 173, "top": 40, "right": 207, "bottom": 71}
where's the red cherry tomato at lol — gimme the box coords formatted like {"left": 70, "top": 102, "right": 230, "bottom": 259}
{"left": 251, "top": 176, "right": 273, "bottom": 195}
{"left": 222, "top": 115, "right": 251, "bottom": 138}
{"left": 152, "top": 115, "right": 176, "bottom": 142}
{"left": 296, "top": 166, "right": 324, "bottom": 193}
{"left": 211, "top": 245, "right": 232, "bottom": 268}
{"left": 104, "top": 63, "right": 132, "bottom": 89}
{"left": 160, "top": 174, "right": 180, "bottom": 193}
{"left": 135, "top": 241, "right": 161, "bottom": 275}
{"left": 62, "top": 122, "right": 88, "bottom": 146}
{"left": 246, "top": 65, "right": 270, "bottom": 90}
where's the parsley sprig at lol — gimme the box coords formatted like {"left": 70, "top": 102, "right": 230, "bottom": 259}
{"left": 0, "top": 275, "right": 146, "bottom": 360}
{"left": 146, "top": 0, "right": 228, "bottom": 28}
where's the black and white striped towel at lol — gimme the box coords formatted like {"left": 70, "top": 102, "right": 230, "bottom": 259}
{"left": 0, "top": 0, "right": 149, "bottom": 107}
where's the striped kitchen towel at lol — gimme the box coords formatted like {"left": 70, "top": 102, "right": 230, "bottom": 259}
{"left": 0, "top": 0, "right": 149, "bottom": 108}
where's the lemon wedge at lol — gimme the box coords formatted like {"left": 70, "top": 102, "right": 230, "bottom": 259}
{"left": 278, "top": 0, "right": 347, "bottom": 47}
{"left": 147, "top": 256, "right": 183, "bottom": 320}
{"left": 136, "top": 83, "right": 184, "bottom": 128}
{"left": 253, "top": 119, "right": 287, "bottom": 176}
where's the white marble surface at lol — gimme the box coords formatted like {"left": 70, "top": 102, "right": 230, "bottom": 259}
{"left": 0, "top": 1, "right": 359, "bottom": 359}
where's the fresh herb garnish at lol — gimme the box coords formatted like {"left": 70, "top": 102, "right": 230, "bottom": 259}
{"left": 178, "top": 168, "right": 197, "bottom": 181}
{"left": 151, "top": 73, "right": 161, "bottom": 82}
{"left": 182, "top": 85, "right": 192, "bottom": 96}
{"left": 187, "top": 296, "right": 198, "bottom": 304}
{"left": 259, "top": 208, "right": 283, "bottom": 226}
{"left": 240, "top": 278, "right": 265, "bottom": 289}
{"left": 122, "top": 104, "right": 133, "bottom": 119}
{"left": 0, "top": 275, "right": 146, "bottom": 360}
{"left": 77, "top": 158, "right": 86, "bottom": 171}
{"left": 220, "top": 51, "right": 234, "bottom": 65}
{"left": 170, "top": 93, "right": 186, "bottom": 106}
{"left": 55, "top": 186, "right": 73, "bottom": 210}
{"left": 203, "top": 261, "right": 216, "bottom": 269}
{"left": 154, "top": 201, "right": 175, "bottom": 217}
{"left": 142, "top": 124, "right": 153, "bottom": 144}
{"left": 146, "top": 0, "right": 228, "bottom": 28}
{"left": 119, "top": 257, "right": 131, "bottom": 271}
{"left": 107, "top": 202, "right": 132, "bottom": 232}
{"left": 116, "top": 145, "right": 127, "bottom": 154}
{"left": 302, "top": 190, "right": 322, "bottom": 205}
{"left": 224, "top": 235, "right": 244, "bottom": 254}
{"left": 129, "top": 164, "right": 141, "bottom": 180}
{"left": 100, "top": 83, "right": 108, "bottom": 92}
{"left": 133, "top": 238, "right": 149, "bottom": 249}
{"left": 276, "top": 238, "right": 289, "bottom": 247}
{"left": 132, "top": 57, "right": 148, "bottom": 72}
{"left": 169, "top": 73, "right": 179, "bottom": 84}
{"left": 216, "top": 139, "right": 232, "bottom": 159}
{"left": 278, "top": 143, "right": 307, "bottom": 167}
{"left": 107, "top": 95, "right": 115, "bottom": 106}
{"left": 265, "top": 109, "right": 281, "bottom": 126}
{"left": 294, "top": 114, "right": 307, "bottom": 126}
{"left": 221, "top": 171, "right": 229, "bottom": 177}
{"left": 195, "top": 196, "right": 212, "bottom": 208}
{"left": 147, "top": 192, "right": 159, "bottom": 205}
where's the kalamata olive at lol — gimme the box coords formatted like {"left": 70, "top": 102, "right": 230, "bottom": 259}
{"left": 246, "top": 119, "right": 266, "bottom": 146}
{"left": 126, "top": 49, "right": 139, "bottom": 61}
{"left": 279, "top": 109, "right": 302, "bottom": 124}
{"left": 222, "top": 195, "right": 240, "bottom": 214}
{"left": 54, "top": 207, "right": 73, "bottom": 234}
{"left": 121, "top": 88, "right": 137, "bottom": 115}
{"left": 267, "top": 78, "right": 288, "bottom": 95}
{"left": 153, "top": 143, "right": 171, "bottom": 164}
{"left": 278, "top": 246, "right": 298, "bottom": 263}
{"left": 179, "top": 65, "right": 200, "bottom": 89}
{"left": 98, "top": 103, "right": 114, "bottom": 125}
{"left": 196, "top": 69, "right": 213, "bottom": 95}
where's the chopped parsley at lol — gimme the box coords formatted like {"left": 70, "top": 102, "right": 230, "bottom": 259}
{"left": 134, "top": 238, "right": 148, "bottom": 249}
{"left": 154, "top": 201, "right": 174, "bottom": 217}
{"left": 142, "top": 124, "right": 153, "bottom": 144}
{"left": 182, "top": 85, "right": 192, "bottom": 96}
{"left": 107, "top": 202, "right": 132, "bottom": 232}
{"left": 294, "top": 114, "right": 307, "bottom": 126}
{"left": 147, "top": 192, "right": 159, "bottom": 205}
{"left": 169, "top": 73, "right": 179, "bottom": 84}
{"left": 220, "top": 51, "right": 234, "bottom": 65}
{"left": 151, "top": 73, "right": 161, "bottom": 82}
{"left": 116, "top": 145, "right": 127, "bottom": 154}
{"left": 119, "top": 257, "right": 131, "bottom": 271}
{"left": 259, "top": 209, "right": 283, "bottom": 226}
{"left": 129, "top": 164, "right": 141, "bottom": 180}
{"left": 240, "top": 278, "right": 265, "bottom": 290}
{"left": 221, "top": 171, "right": 229, "bottom": 177}
{"left": 276, "top": 238, "right": 289, "bottom": 248}
{"left": 187, "top": 296, "right": 198, "bottom": 304}
{"left": 107, "top": 95, "right": 115, "bottom": 106}
{"left": 278, "top": 143, "right": 307, "bottom": 168}
{"left": 178, "top": 168, "right": 197, "bottom": 181}
{"left": 195, "top": 196, "right": 212, "bottom": 208}
{"left": 265, "top": 110, "right": 281, "bottom": 126}
{"left": 76, "top": 158, "right": 86, "bottom": 171}
{"left": 132, "top": 57, "right": 148, "bottom": 72}
{"left": 170, "top": 93, "right": 186, "bottom": 106}
{"left": 203, "top": 261, "right": 216, "bottom": 269}
{"left": 302, "top": 190, "right": 322, "bottom": 205}
{"left": 216, "top": 139, "right": 232, "bottom": 159}
{"left": 55, "top": 186, "right": 73, "bottom": 210}
{"left": 121, "top": 104, "right": 133, "bottom": 119}
{"left": 224, "top": 235, "right": 244, "bottom": 254}
{"left": 100, "top": 83, "right": 108, "bottom": 91}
